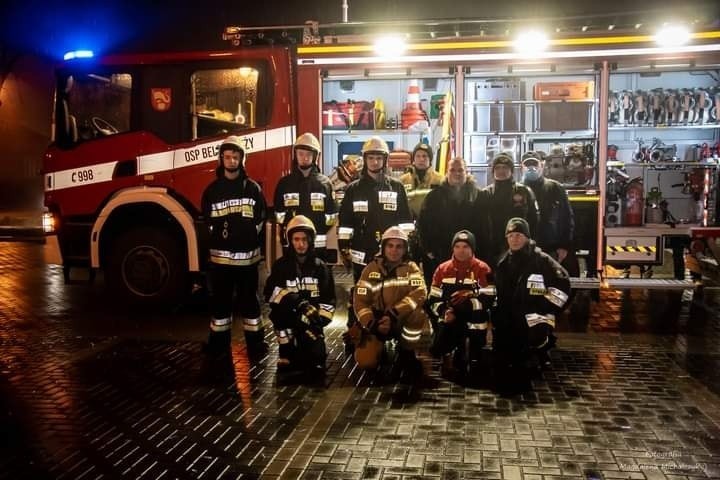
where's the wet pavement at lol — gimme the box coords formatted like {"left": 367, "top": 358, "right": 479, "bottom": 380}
{"left": 1, "top": 242, "right": 719, "bottom": 479}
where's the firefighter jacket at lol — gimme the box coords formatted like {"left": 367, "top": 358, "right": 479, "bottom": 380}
{"left": 482, "top": 180, "right": 539, "bottom": 264}
{"left": 524, "top": 177, "right": 575, "bottom": 252}
{"left": 274, "top": 166, "right": 337, "bottom": 248}
{"left": 399, "top": 166, "right": 444, "bottom": 219}
{"left": 338, "top": 175, "right": 412, "bottom": 266}
{"left": 493, "top": 241, "right": 570, "bottom": 351}
{"left": 201, "top": 174, "right": 267, "bottom": 266}
{"left": 417, "top": 179, "right": 483, "bottom": 263}
{"left": 427, "top": 256, "right": 492, "bottom": 326}
{"left": 353, "top": 256, "right": 428, "bottom": 347}
{"left": 263, "top": 252, "right": 336, "bottom": 329}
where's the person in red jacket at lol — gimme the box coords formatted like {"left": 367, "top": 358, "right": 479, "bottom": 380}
{"left": 427, "top": 230, "right": 492, "bottom": 379}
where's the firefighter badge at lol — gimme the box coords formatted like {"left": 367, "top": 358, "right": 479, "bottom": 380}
{"left": 151, "top": 88, "right": 172, "bottom": 112}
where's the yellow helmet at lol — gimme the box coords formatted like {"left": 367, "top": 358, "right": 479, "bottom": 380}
{"left": 285, "top": 215, "right": 316, "bottom": 244}
{"left": 361, "top": 136, "right": 390, "bottom": 155}
{"left": 294, "top": 132, "right": 321, "bottom": 154}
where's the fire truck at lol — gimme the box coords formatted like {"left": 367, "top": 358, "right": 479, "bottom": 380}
{"left": 43, "top": 16, "right": 720, "bottom": 305}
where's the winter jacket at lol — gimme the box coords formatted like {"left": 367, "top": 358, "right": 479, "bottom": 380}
{"left": 338, "top": 175, "right": 412, "bottom": 266}
{"left": 427, "top": 256, "right": 492, "bottom": 325}
{"left": 201, "top": 174, "right": 267, "bottom": 266}
{"left": 353, "top": 256, "right": 429, "bottom": 346}
{"left": 482, "top": 180, "right": 539, "bottom": 265}
{"left": 493, "top": 241, "right": 570, "bottom": 353}
{"left": 418, "top": 179, "right": 484, "bottom": 262}
{"left": 524, "top": 177, "right": 574, "bottom": 252}
{"left": 263, "top": 251, "right": 336, "bottom": 328}
{"left": 274, "top": 166, "right": 337, "bottom": 248}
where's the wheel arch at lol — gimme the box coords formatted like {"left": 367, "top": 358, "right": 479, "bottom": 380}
{"left": 91, "top": 187, "right": 199, "bottom": 271}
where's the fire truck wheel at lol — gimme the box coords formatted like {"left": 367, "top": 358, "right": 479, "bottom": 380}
{"left": 107, "top": 227, "right": 187, "bottom": 306}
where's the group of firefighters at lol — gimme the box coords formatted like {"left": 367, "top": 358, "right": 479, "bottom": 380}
{"left": 200, "top": 131, "right": 573, "bottom": 390}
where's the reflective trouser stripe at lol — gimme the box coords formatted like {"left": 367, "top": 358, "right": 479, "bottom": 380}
{"left": 243, "top": 317, "right": 262, "bottom": 332}
{"left": 401, "top": 326, "right": 422, "bottom": 343}
{"left": 210, "top": 316, "right": 232, "bottom": 332}
{"left": 275, "top": 329, "right": 293, "bottom": 344}
{"left": 468, "top": 322, "right": 488, "bottom": 330}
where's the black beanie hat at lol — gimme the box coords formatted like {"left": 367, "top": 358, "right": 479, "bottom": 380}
{"left": 492, "top": 153, "right": 515, "bottom": 172}
{"left": 452, "top": 229, "right": 476, "bottom": 253}
{"left": 412, "top": 143, "right": 433, "bottom": 165}
{"left": 505, "top": 217, "right": 530, "bottom": 237}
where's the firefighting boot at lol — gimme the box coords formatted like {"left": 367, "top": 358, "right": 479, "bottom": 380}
{"left": 277, "top": 343, "right": 298, "bottom": 373}
{"left": 203, "top": 330, "right": 231, "bottom": 357}
{"left": 244, "top": 329, "right": 268, "bottom": 359}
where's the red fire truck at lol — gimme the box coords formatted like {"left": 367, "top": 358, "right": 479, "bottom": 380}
{"left": 43, "top": 18, "right": 720, "bottom": 305}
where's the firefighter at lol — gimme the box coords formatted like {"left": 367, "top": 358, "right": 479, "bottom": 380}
{"left": 417, "top": 157, "right": 485, "bottom": 287}
{"left": 427, "top": 230, "right": 492, "bottom": 379}
{"left": 482, "top": 153, "right": 539, "bottom": 267}
{"left": 328, "top": 155, "right": 361, "bottom": 207}
{"left": 399, "top": 143, "right": 444, "bottom": 218}
{"left": 338, "top": 136, "right": 413, "bottom": 281}
{"left": 201, "top": 135, "right": 267, "bottom": 356}
{"left": 274, "top": 133, "right": 336, "bottom": 261}
{"left": 338, "top": 136, "right": 413, "bottom": 354}
{"left": 493, "top": 218, "right": 571, "bottom": 391}
{"left": 264, "top": 215, "right": 335, "bottom": 374}
{"left": 348, "top": 226, "right": 429, "bottom": 377}
{"left": 521, "top": 151, "right": 579, "bottom": 276}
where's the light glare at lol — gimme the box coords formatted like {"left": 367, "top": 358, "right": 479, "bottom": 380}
{"left": 373, "top": 36, "right": 407, "bottom": 57}
{"left": 514, "top": 31, "right": 549, "bottom": 55}
{"left": 654, "top": 25, "right": 691, "bottom": 47}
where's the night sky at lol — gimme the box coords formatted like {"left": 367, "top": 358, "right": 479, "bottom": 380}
{"left": 2, "top": 0, "right": 719, "bottom": 59}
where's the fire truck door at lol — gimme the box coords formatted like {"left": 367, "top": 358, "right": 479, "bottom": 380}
{"left": 139, "top": 66, "right": 187, "bottom": 145}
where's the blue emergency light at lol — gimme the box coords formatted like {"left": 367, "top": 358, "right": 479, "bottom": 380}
{"left": 63, "top": 50, "right": 94, "bottom": 61}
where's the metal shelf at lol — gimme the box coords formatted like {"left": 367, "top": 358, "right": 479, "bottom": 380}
{"left": 607, "top": 161, "right": 719, "bottom": 168}
{"left": 465, "top": 99, "right": 597, "bottom": 105}
{"left": 464, "top": 130, "right": 596, "bottom": 137}
{"left": 322, "top": 129, "right": 424, "bottom": 135}
{"left": 609, "top": 124, "right": 720, "bottom": 131}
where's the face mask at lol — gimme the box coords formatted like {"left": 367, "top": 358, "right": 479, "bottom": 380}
{"left": 523, "top": 169, "right": 540, "bottom": 183}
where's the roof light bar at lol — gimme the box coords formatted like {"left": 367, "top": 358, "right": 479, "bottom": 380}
{"left": 63, "top": 50, "right": 94, "bottom": 61}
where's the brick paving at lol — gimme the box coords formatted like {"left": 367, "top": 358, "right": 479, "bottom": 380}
{"left": 1, "top": 242, "right": 719, "bottom": 479}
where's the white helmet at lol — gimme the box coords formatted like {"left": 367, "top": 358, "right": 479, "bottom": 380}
{"left": 294, "top": 133, "right": 321, "bottom": 155}
{"left": 381, "top": 226, "right": 408, "bottom": 243}
{"left": 285, "top": 215, "right": 316, "bottom": 244}
{"left": 361, "top": 136, "right": 390, "bottom": 155}
{"left": 218, "top": 135, "right": 246, "bottom": 164}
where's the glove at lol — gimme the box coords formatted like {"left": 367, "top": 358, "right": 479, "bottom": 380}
{"left": 450, "top": 289, "right": 475, "bottom": 307}
{"left": 376, "top": 315, "right": 392, "bottom": 336}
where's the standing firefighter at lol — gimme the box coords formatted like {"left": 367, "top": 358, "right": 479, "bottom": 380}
{"left": 493, "top": 218, "right": 571, "bottom": 392}
{"left": 482, "top": 153, "right": 539, "bottom": 267}
{"left": 349, "top": 227, "right": 429, "bottom": 377}
{"left": 399, "top": 143, "right": 444, "bottom": 218}
{"left": 264, "top": 215, "right": 335, "bottom": 374}
{"left": 201, "top": 135, "right": 267, "bottom": 356}
{"left": 338, "top": 136, "right": 413, "bottom": 281}
{"left": 274, "top": 133, "right": 336, "bottom": 260}
{"left": 427, "top": 230, "right": 492, "bottom": 379}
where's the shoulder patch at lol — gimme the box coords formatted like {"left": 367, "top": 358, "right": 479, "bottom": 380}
{"left": 368, "top": 272, "right": 382, "bottom": 279}
{"left": 356, "top": 287, "right": 368, "bottom": 295}
{"left": 410, "top": 278, "right": 423, "bottom": 287}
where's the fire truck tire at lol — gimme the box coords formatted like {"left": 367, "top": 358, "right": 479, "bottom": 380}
{"left": 106, "top": 227, "right": 187, "bottom": 306}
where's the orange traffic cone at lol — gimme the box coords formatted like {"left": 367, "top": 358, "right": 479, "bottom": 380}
{"left": 401, "top": 80, "right": 428, "bottom": 130}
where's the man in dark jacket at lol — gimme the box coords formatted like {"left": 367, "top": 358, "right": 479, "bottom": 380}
{"left": 264, "top": 215, "right": 335, "bottom": 374}
{"left": 493, "top": 218, "right": 571, "bottom": 391}
{"left": 418, "top": 157, "right": 485, "bottom": 287}
{"left": 482, "top": 153, "right": 539, "bottom": 268}
{"left": 201, "top": 135, "right": 267, "bottom": 356}
{"left": 521, "top": 151, "right": 579, "bottom": 276}
{"left": 338, "top": 136, "right": 413, "bottom": 281}
{"left": 274, "top": 133, "right": 336, "bottom": 261}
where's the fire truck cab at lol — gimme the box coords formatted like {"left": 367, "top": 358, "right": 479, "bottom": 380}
{"left": 44, "top": 48, "right": 296, "bottom": 304}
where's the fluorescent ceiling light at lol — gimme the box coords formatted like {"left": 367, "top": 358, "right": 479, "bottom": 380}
{"left": 373, "top": 36, "right": 407, "bottom": 57}
{"left": 514, "top": 31, "right": 549, "bottom": 55}
{"left": 654, "top": 25, "right": 691, "bottom": 47}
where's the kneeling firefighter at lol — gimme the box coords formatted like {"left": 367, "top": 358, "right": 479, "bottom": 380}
{"left": 263, "top": 215, "right": 336, "bottom": 373}
{"left": 427, "top": 230, "right": 493, "bottom": 377}
{"left": 349, "top": 226, "right": 429, "bottom": 372}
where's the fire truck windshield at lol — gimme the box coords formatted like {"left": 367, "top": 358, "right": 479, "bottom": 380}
{"left": 55, "top": 71, "right": 132, "bottom": 147}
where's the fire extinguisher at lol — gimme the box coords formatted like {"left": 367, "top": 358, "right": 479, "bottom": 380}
{"left": 624, "top": 177, "right": 644, "bottom": 226}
